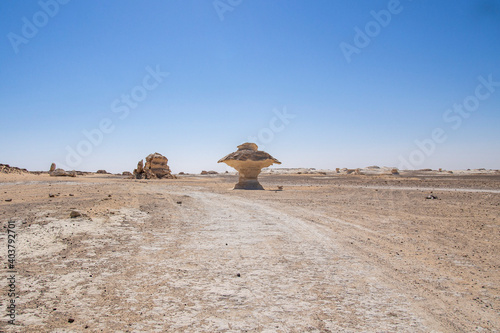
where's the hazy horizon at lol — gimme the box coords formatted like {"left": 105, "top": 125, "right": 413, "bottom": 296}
{"left": 1, "top": 1, "right": 499, "bottom": 174}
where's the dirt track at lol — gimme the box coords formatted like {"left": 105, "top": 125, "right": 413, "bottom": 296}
{"left": 1, "top": 172, "right": 499, "bottom": 332}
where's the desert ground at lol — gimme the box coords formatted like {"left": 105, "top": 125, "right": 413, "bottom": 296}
{"left": 1, "top": 169, "right": 499, "bottom": 332}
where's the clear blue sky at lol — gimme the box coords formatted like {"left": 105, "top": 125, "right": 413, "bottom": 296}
{"left": 1, "top": 0, "right": 499, "bottom": 173}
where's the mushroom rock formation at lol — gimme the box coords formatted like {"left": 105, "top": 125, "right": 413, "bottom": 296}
{"left": 218, "top": 143, "right": 281, "bottom": 190}
{"left": 133, "top": 153, "right": 175, "bottom": 179}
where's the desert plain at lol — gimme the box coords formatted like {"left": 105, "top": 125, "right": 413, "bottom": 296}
{"left": 1, "top": 168, "right": 499, "bottom": 332}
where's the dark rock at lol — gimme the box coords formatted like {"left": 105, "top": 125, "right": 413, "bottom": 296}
{"left": 70, "top": 210, "right": 82, "bottom": 218}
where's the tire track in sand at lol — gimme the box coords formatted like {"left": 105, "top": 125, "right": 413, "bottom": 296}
{"left": 150, "top": 189, "right": 432, "bottom": 332}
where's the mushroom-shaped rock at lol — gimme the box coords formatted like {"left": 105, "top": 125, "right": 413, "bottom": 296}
{"left": 218, "top": 143, "right": 281, "bottom": 190}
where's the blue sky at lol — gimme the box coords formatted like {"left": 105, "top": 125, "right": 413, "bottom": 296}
{"left": 1, "top": 0, "right": 499, "bottom": 173}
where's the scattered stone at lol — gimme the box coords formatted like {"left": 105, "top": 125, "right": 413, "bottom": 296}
{"left": 177, "top": 201, "right": 182, "bottom": 205}
{"left": 5, "top": 199, "right": 12, "bottom": 202}
{"left": 236, "top": 273, "right": 241, "bottom": 277}
{"left": 49, "top": 194, "right": 56, "bottom": 198}
{"left": 426, "top": 193, "right": 438, "bottom": 200}
{"left": 218, "top": 142, "right": 281, "bottom": 190}
{"left": 70, "top": 210, "right": 82, "bottom": 218}
{"left": 133, "top": 153, "right": 175, "bottom": 179}
{"left": 68, "top": 318, "right": 75, "bottom": 323}
{"left": 69, "top": 194, "right": 74, "bottom": 196}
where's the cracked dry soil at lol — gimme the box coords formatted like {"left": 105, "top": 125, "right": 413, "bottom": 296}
{"left": 0, "top": 173, "right": 499, "bottom": 332}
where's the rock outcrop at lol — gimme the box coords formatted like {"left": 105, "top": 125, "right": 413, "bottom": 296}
{"left": 49, "top": 163, "right": 56, "bottom": 172}
{"left": 133, "top": 153, "right": 175, "bottom": 179}
{"left": 0, "top": 164, "right": 29, "bottom": 174}
{"left": 50, "top": 168, "right": 76, "bottom": 177}
{"left": 218, "top": 143, "right": 281, "bottom": 190}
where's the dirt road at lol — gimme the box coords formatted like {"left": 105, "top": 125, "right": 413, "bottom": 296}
{"left": 0, "top": 173, "right": 499, "bottom": 332}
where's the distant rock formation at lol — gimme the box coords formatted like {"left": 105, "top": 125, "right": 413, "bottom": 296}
{"left": 134, "top": 160, "right": 144, "bottom": 176}
{"left": 391, "top": 168, "right": 399, "bottom": 175}
{"left": 96, "top": 170, "right": 108, "bottom": 174}
{"left": 122, "top": 171, "right": 133, "bottom": 176}
{"left": 49, "top": 163, "right": 56, "bottom": 172}
{"left": 218, "top": 142, "right": 281, "bottom": 190}
{"left": 133, "top": 153, "right": 175, "bottom": 179}
{"left": 50, "top": 168, "right": 76, "bottom": 177}
{"left": 201, "top": 170, "right": 218, "bottom": 175}
{"left": 0, "top": 164, "right": 29, "bottom": 174}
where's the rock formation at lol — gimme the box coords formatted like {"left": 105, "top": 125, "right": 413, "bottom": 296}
{"left": 50, "top": 168, "right": 76, "bottom": 177}
{"left": 0, "top": 164, "right": 29, "bottom": 174}
{"left": 49, "top": 163, "right": 56, "bottom": 172}
{"left": 133, "top": 153, "right": 175, "bottom": 179}
{"left": 218, "top": 143, "right": 281, "bottom": 190}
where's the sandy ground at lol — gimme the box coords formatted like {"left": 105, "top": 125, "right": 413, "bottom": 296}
{"left": 0, "top": 171, "right": 499, "bottom": 332}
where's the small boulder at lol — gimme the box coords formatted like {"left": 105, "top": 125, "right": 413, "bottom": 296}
{"left": 70, "top": 210, "right": 82, "bottom": 218}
